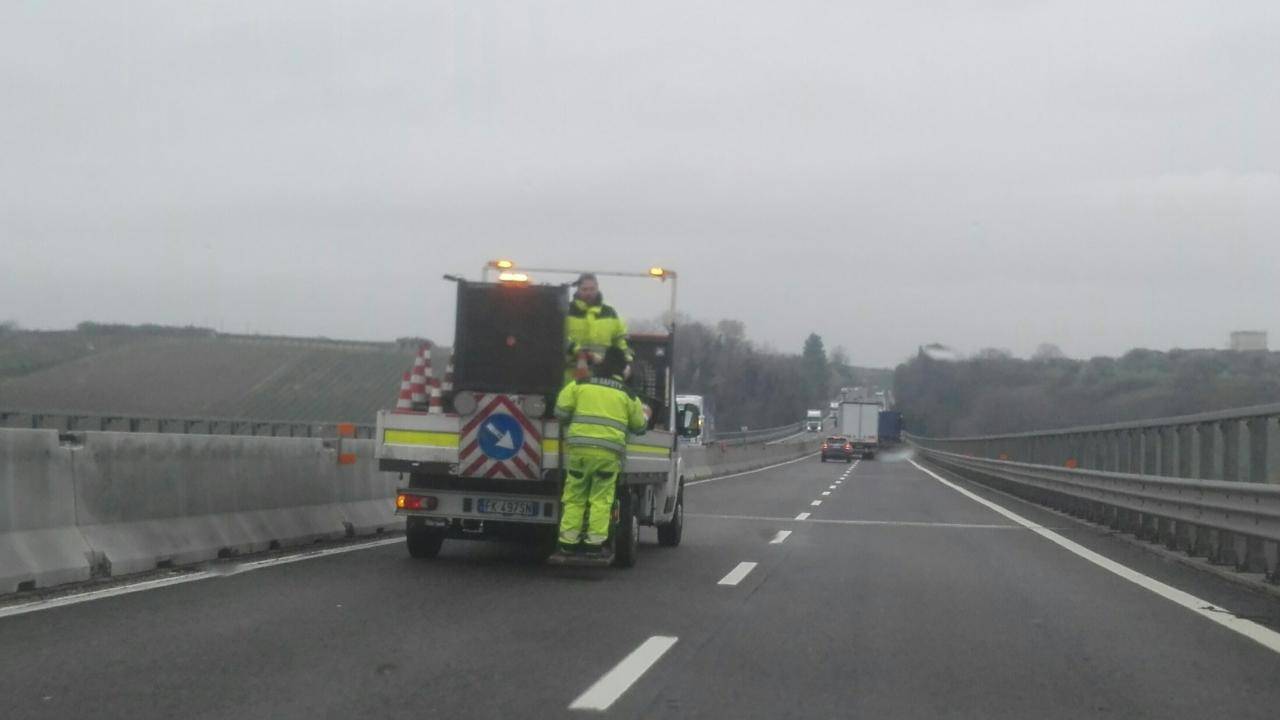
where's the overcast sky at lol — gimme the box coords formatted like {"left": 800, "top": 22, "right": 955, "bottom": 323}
{"left": 3, "top": 1, "right": 1277, "bottom": 367}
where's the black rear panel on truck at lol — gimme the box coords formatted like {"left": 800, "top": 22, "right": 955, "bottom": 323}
{"left": 452, "top": 281, "right": 568, "bottom": 397}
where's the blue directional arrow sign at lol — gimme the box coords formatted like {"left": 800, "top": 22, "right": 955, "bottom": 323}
{"left": 478, "top": 412, "right": 524, "bottom": 462}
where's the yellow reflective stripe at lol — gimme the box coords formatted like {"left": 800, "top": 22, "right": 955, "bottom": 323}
{"left": 383, "top": 430, "right": 460, "bottom": 448}
{"left": 627, "top": 444, "right": 671, "bottom": 457}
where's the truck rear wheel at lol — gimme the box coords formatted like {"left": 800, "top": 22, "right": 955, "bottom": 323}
{"left": 657, "top": 486, "right": 684, "bottom": 547}
{"left": 406, "top": 520, "right": 446, "bottom": 559}
{"left": 613, "top": 491, "right": 639, "bottom": 568}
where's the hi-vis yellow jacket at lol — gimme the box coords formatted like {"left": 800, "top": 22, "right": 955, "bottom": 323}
{"left": 565, "top": 297, "right": 631, "bottom": 362}
{"left": 555, "top": 376, "right": 648, "bottom": 457}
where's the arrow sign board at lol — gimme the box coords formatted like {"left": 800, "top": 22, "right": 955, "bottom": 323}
{"left": 458, "top": 394, "right": 543, "bottom": 480}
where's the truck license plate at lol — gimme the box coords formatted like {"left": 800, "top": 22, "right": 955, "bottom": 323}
{"left": 476, "top": 498, "right": 540, "bottom": 518}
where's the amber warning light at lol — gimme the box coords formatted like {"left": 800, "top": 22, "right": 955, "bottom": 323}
{"left": 498, "top": 271, "right": 530, "bottom": 284}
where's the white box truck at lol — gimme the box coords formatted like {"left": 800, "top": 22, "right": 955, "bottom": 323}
{"left": 837, "top": 401, "right": 881, "bottom": 459}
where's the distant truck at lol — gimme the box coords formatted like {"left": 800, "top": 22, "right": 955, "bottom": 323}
{"left": 877, "top": 410, "right": 902, "bottom": 445}
{"left": 837, "top": 401, "right": 881, "bottom": 458}
{"left": 805, "top": 409, "right": 823, "bottom": 432}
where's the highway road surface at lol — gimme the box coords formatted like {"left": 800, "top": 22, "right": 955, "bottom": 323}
{"left": 4, "top": 451, "right": 1280, "bottom": 718}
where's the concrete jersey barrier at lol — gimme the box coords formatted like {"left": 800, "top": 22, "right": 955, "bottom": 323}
{"left": 0, "top": 428, "right": 815, "bottom": 595}
{"left": 0, "top": 429, "right": 94, "bottom": 592}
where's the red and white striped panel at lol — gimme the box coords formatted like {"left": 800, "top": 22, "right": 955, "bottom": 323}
{"left": 457, "top": 394, "right": 543, "bottom": 480}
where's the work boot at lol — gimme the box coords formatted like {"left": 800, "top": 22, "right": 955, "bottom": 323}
{"left": 581, "top": 544, "right": 612, "bottom": 561}
{"left": 558, "top": 542, "right": 580, "bottom": 555}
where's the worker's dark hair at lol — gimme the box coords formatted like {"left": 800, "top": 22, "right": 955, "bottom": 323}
{"left": 574, "top": 272, "right": 598, "bottom": 287}
{"left": 599, "top": 346, "right": 629, "bottom": 378}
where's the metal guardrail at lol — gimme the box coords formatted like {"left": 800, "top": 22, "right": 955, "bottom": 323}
{"left": 909, "top": 402, "right": 1280, "bottom": 582}
{"left": 714, "top": 423, "right": 806, "bottom": 446}
{"left": 0, "top": 409, "right": 376, "bottom": 439}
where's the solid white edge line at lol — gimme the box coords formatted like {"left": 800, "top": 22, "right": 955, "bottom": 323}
{"left": 0, "top": 536, "right": 405, "bottom": 620}
{"left": 908, "top": 459, "right": 1280, "bottom": 656}
{"left": 795, "top": 512, "right": 811, "bottom": 520}
{"left": 769, "top": 530, "right": 793, "bottom": 544}
{"left": 570, "top": 636, "right": 679, "bottom": 711}
{"left": 717, "top": 561, "right": 759, "bottom": 586}
{"left": 685, "top": 452, "right": 818, "bottom": 487}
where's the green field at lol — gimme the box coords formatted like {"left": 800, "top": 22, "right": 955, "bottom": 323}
{"left": 0, "top": 325, "right": 422, "bottom": 423}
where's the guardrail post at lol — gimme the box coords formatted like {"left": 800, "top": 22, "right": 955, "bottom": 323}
{"left": 1222, "top": 419, "right": 1242, "bottom": 481}
{"left": 1176, "top": 425, "right": 1194, "bottom": 478}
{"left": 1158, "top": 427, "right": 1176, "bottom": 478}
{"left": 1239, "top": 417, "right": 1272, "bottom": 572}
{"left": 1209, "top": 420, "right": 1243, "bottom": 565}
{"left": 1197, "top": 423, "right": 1219, "bottom": 479}
{"left": 1117, "top": 431, "right": 1131, "bottom": 473}
{"left": 1141, "top": 428, "right": 1159, "bottom": 475}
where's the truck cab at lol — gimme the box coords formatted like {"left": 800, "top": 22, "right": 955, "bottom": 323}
{"left": 377, "top": 268, "right": 690, "bottom": 567}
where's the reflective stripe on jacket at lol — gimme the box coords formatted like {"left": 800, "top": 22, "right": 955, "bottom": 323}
{"left": 554, "top": 376, "right": 648, "bottom": 457}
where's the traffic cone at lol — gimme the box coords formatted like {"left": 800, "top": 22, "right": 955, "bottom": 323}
{"left": 410, "top": 351, "right": 428, "bottom": 407}
{"left": 442, "top": 357, "right": 454, "bottom": 393}
{"left": 394, "top": 371, "right": 412, "bottom": 412}
{"left": 428, "top": 378, "right": 444, "bottom": 415}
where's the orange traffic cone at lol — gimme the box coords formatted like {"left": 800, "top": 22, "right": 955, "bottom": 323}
{"left": 410, "top": 351, "right": 428, "bottom": 407}
{"left": 442, "top": 358, "right": 454, "bottom": 393}
{"left": 428, "top": 378, "right": 444, "bottom": 415}
{"left": 394, "top": 371, "right": 413, "bottom": 412}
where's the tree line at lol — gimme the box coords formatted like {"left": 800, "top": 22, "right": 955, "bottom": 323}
{"left": 894, "top": 345, "right": 1280, "bottom": 438}
{"left": 671, "top": 317, "right": 887, "bottom": 431}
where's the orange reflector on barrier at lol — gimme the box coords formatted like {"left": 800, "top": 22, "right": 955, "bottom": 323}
{"left": 1064, "top": 458, "right": 1078, "bottom": 469}
{"left": 338, "top": 453, "right": 357, "bottom": 465}
{"left": 337, "top": 422, "right": 356, "bottom": 438}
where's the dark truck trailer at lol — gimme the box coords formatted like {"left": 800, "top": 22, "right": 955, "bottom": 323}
{"left": 877, "top": 410, "right": 902, "bottom": 445}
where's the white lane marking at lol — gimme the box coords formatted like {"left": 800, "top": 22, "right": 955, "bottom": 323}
{"left": 685, "top": 452, "right": 818, "bottom": 487}
{"left": 718, "top": 561, "right": 759, "bottom": 586}
{"left": 569, "top": 636, "right": 679, "bottom": 711}
{"left": 0, "top": 537, "right": 404, "bottom": 620}
{"left": 835, "top": 480, "right": 842, "bottom": 485}
{"left": 769, "top": 530, "right": 793, "bottom": 544}
{"left": 908, "top": 459, "right": 1280, "bottom": 656}
{"left": 810, "top": 500, "right": 822, "bottom": 506}
{"left": 688, "top": 513, "right": 1026, "bottom": 529}
{"left": 828, "top": 485, "right": 837, "bottom": 490}
{"left": 821, "top": 491, "right": 831, "bottom": 496}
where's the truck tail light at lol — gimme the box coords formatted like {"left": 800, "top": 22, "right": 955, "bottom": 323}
{"left": 397, "top": 493, "right": 439, "bottom": 511}
{"left": 845, "top": 444, "right": 852, "bottom": 451}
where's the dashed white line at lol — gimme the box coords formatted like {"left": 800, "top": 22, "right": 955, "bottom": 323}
{"left": 769, "top": 530, "right": 793, "bottom": 544}
{"left": 821, "top": 491, "right": 831, "bottom": 496}
{"left": 795, "top": 512, "right": 811, "bottom": 520}
{"left": 810, "top": 500, "right": 823, "bottom": 507}
{"left": 718, "top": 561, "right": 759, "bottom": 586}
{"left": 569, "top": 636, "right": 679, "bottom": 711}
{"left": 909, "top": 459, "right": 1280, "bottom": 656}
{"left": 828, "top": 485, "right": 837, "bottom": 490}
